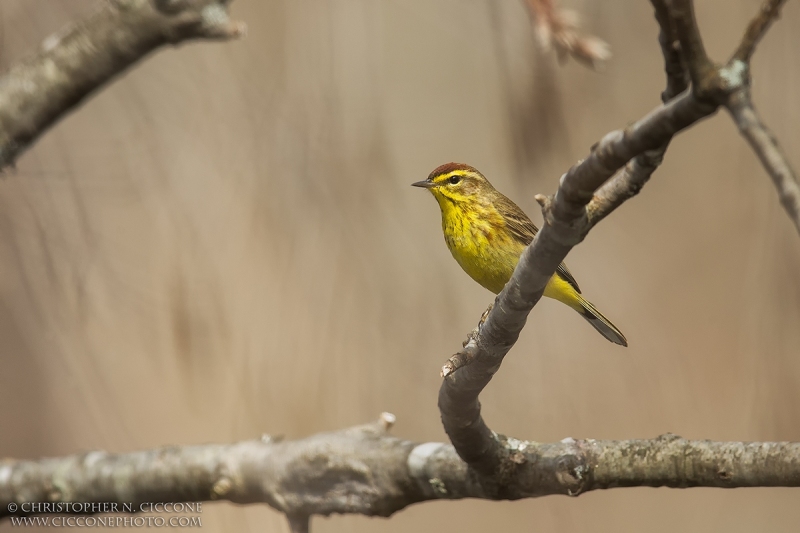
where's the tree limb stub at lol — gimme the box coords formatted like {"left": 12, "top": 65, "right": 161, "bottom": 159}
{"left": 0, "top": 0, "right": 245, "bottom": 169}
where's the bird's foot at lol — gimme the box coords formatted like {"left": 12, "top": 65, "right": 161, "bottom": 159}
{"left": 443, "top": 302, "right": 494, "bottom": 377}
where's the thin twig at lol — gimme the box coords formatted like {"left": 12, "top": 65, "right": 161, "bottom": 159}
{"left": 667, "top": 0, "right": 715, "bottom": 90}
{"left": 733, "top": 0, "right": 788, "bottom": 62}
{"left": 720, "top": 0, "right": 800, "bottom": 234}
{"left": 727, "top": 89, "right": 800, "bottom": 234}
{"left": 651, "top": 0, "right": 690, "bottom": 102}
{"left": 588, "top": 147, "right": 665, "bottom": 226}
{"left": 523, "top": 0, "right": 611, "bottom": 67}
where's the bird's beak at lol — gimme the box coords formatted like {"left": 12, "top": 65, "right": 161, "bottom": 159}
{"left": 411, "top": 180, "right": 435, "bottom": 189}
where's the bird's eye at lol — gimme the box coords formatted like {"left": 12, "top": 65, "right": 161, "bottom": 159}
{"left": 448, "top": 176, "right": 461, "bottom": 185}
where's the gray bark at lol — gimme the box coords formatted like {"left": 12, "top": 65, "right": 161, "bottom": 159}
{"left": 3, "top": 415, "right": 800, "bottom": 520}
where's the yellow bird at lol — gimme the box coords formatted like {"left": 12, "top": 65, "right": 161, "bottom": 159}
{"left": 413, "top": 162, "right": 627, "bottom": 346}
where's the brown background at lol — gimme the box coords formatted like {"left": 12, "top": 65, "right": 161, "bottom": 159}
{"left": 1, "top": 0, "right": 800, "bottom": 531}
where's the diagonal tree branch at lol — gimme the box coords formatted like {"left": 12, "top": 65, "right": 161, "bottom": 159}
{"left": 439, "top": 64, "right": 716, "bottom": 479}
{"left": 438, "top": 0, "right": 794, "bottom": 481}
{"left": 0, "top": 0, "right": 245, "bottom": 170}
{"left": 3, "top": 414, "right": 800, "bottom": 521}
{"left": 674, "top": 0, "right": 799, "bottom": 234}
{"left": 722, "top": 0, "right": 800, "bottom": 235}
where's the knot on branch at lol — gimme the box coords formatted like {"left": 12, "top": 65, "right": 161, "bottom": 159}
{"left": 555, "top": 453, "right": 590, "bottom": 496}
{"left": 538, "top": 191, "right": 590, "bottom": 247}
{"left": 503, "top": 437, "right": 530, "bottom": 466}
{"left": 211, "top": 477, "right": 233, "bottom": 499}
{"left": 656, "top": 432, "right": 683, "bottom": 443}
{"left": 160, "top": 4, "right": 246, "bottom": 42}
{"left": 719, "top": 60, "right": 750, "bottom": 94}
{"left": 687, "top": 59, "right": 752, "bottom": 105}
{"left": 441, "top": 348, "right": 475, "bottom": 378}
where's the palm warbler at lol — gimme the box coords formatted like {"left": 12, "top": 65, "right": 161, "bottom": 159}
{"left": 413, "top": 162, "right": 627, "bottom": 346}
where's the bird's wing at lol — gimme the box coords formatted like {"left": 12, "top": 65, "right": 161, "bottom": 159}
{"left": 499, "top": 197, "right": 582, "bottom": 294}
{"left": 555, "top": 261, "right": 581, "bottom": 294}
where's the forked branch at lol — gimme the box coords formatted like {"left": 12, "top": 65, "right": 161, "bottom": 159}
{"left": 723, "top": 0, "right": 799, "bottom": 234}
{"left": 727, "top": 89, "right": 800, "bottom": 232}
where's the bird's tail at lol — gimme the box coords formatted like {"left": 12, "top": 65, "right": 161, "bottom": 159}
{"left": 575, "top": 294, "right": 628, "bottom": 347}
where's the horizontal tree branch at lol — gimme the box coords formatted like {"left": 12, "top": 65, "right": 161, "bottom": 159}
{"left": 3, "top": 415, "right": 800, "bottom": 522}
{"left": 0, "top": 0, "right": 245, "bottom": 169}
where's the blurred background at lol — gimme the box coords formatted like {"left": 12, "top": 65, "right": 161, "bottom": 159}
{"left": 1, "top": 0, "right": 799, "bottom": 531}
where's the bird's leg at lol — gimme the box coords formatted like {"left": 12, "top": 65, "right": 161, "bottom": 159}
{"left": 477, "top": 301, "right": 494, "bottom": 330}
{"left": 441, "top": 302, "right": 494, "bottom": 377}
